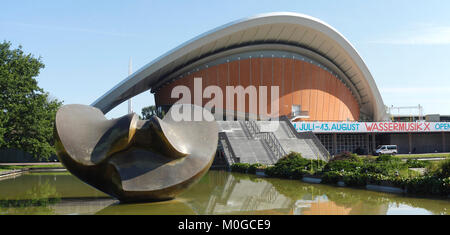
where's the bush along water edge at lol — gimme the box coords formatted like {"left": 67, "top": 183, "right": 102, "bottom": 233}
{"left": 229, "top": 153, "right": 450, "bottom": 197}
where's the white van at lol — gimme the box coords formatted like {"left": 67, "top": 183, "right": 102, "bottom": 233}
{"left": 375, "top": 145, "right": 398, "bottom": 155}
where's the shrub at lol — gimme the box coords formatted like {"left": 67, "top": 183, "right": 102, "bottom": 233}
{"left": 262, "top": 152, "right": 325, "bottom": 179}
{"left": 323, "top": 160, "right": 363, "bottom": 173}
{"left": 263, "top": 151, "right": 450, "bottom": 197}
{"left": 247, "top": 163, "right": 264, "bottom": 174}
{"left": 230, "top": 163, "right": 250, "bottom": 173}
{"left": 365, "top": 173, "right": 389, "bottom": 185}
{"left": 321, "top": 171, "right": 342, "bottom": 184}
{"left": 425, "top": 161, "right": 441, "bottom": 175}
{"left": 364, "top": 173, "right": 407, "bottom": 188}
{"left": 264, "top": 166, "right": 276, "bottom": 177}
{"left": 277, "top": 152, "right": 325, "bottom": 171}
{"left": 277, "top": 152, "right": 311, "bottom": 168}
{"left": 331, "top": 151, "right": 360, "bottom": 162}
{"left": 428, "top": 159, "right": 450, "bottom": 178}
{"left": 360, "top": 157, "right": 406, "bottom": 176}
{"left": 342, "top": 172, "right": 368, "bottom": 187}
{"left": 438, "top": 159, "right": 450, "bottom": 178}
{"left": 405, "top": 159, "right": 430, "bottom": 168}
{"left": 405, "top": 176, "right": 449, "bottom": 196}
{"left": 291, "top": 167, "right": 309, "bottom": 180}
{"left": 443, "top": 177, "right": 450, "bottom": 195}
{"left": 375, "top": 154, "right": 400, "bottom": 162}
{"left": 263, "top": 164, "right": 291, "bottom": 178}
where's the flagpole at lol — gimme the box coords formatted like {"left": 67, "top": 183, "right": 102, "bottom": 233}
{"left": 127, "top": 57, "right": 133, "bottom": 114}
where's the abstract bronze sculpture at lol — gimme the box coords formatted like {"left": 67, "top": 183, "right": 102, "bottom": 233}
{"left": 54, "top": 104, "right": 218, "bottom": 202}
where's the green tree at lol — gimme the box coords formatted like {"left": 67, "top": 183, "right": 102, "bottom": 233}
{"left": 0, "top": 41, "right": 62, "bottom": 161}
{"left": 141, "top": 105, "right": 165, "bottom": 119}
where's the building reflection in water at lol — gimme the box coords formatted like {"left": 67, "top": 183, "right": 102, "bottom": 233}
{"left": 178, "top": 171, "right": 446, "bottom": 215}
{"left": 180, "top": 171, "right": 388, "bottom": 215}
{"left": 0, "top": 171, "right": 448, "bottom": 215}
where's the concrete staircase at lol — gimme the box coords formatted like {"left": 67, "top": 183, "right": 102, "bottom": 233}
{"left": 257, "top": 120, "right": 329, "bottom": 161}
{"left": 217, "top": 121, "right": 278, "bottom": 165}
{"left": 217, "top": 118, "right": 330, "bottom": 167}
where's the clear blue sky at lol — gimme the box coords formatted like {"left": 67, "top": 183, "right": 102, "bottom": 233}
{"left": 2, "top": 0, "right": 450, "bottom": 118}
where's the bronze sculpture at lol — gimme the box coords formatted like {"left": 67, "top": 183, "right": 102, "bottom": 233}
{"left": 54, "top": 104, "right": 218, "bottom": 202}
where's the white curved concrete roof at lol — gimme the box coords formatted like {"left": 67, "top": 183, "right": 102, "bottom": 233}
{"left": 92, "top": 12, "right": 388, "bottom": 121}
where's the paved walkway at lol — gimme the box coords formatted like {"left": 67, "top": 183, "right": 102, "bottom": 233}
{"left": 0, "top": 162, "right": 62, "bottom": 166}
{"left": 397, "top": 152, "right": 450, "bottom": 157}
{"left": 0, "top": 162, "right": 66, "bottom": 179}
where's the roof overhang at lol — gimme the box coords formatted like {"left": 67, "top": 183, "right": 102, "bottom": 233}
{"left": 91, "top": 12, "right": 388, "bottom": 121}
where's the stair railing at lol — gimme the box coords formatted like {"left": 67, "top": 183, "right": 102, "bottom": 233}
{"left": 257, "top": 132, "right": 287, "bottom": 161}
{"left": 279, "top": 116, "right": 331, "bottom": 161}
{"left": 218, "top": 132, "right": 240, "bottom": 165}
{"left": 241, "top": 120, "right": 288, "bottom": 162}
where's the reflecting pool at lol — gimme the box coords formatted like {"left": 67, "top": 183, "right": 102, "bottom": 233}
{"left": 0, "top": 171, "right": 448, "bottom": 215}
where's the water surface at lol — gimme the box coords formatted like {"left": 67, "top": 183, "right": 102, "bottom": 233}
{"left": 0, "top": 171, "right": 448, "bottom": 215}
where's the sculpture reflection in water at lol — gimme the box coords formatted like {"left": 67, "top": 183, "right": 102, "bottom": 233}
{"left": 54, "top": 104, "right": 219, "bottom": 203}
{"left": 95, "top": 171, "right": 408, "bottom": 215}
{"left": 0, "top": 172, "right": 448, "bottom": 214}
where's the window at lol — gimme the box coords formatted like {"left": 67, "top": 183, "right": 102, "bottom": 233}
{"left": 317, "top": 134, "right": 333, "bottom": 154}
{"left": 292, "top": 105, "right": 301, "bottom": 116}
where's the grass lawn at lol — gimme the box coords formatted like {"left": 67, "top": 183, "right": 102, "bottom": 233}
{"left": 394, "top": 153, "right": 450, "bottom": 159}
{"left": 357, "top": 153, "right": 450, "bottom": 159}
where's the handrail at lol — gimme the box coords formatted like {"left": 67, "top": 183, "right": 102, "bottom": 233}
{"left": 310, "top": 132, "right": 330, "bottom": 160}
{"left": 279, "top": 116, "right": 305, "bottom": 139}
{"left": 282, "top": 121, "right": 297, "bottom": 139}
{"left": 243, "top": 120, "right": 287, "bottom": 162}
{"left": 218, "top": 132, "right": 240, "bottom": 165}
{"left": 243, "top": 120, "right": 260, "bottom": 138}
{"left": 279, "top": 116, "right": 331, "bottom": 161}
{"left": 257, "top": 132, "right": 287, "bottom": 161}
{"left": 303, "top": 131, "right": 331, "bottom": 161}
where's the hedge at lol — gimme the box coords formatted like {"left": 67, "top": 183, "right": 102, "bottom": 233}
{"left": 232, "top": 152, "right": 450, "bottom": 197}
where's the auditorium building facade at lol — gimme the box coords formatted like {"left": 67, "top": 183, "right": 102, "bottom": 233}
{"left": 92, "top": 12, "right": 450, "bottom": 156}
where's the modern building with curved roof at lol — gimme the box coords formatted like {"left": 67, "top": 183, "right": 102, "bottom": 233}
{"left": 92, "top": 12, "right": 388, "bottom": 122}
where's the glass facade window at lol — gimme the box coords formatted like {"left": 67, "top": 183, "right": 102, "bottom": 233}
{"left": 292, "top": 105, "right": 301, "bottom": 116}
{"left": 336, "top": 134, "right": 367, "bottom": 155}
{"left": 317, "top": 133, "right": 369, "bottom": 155}
{"left": 317, "top": 134, "right": 333, "bottom": 155}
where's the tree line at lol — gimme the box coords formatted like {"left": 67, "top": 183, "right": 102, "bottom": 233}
{"left": 0, "top": 41, "right": 62, "bottom": 161}
{"left": 0, "top": 40, "right": 163, "bottom": 161}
